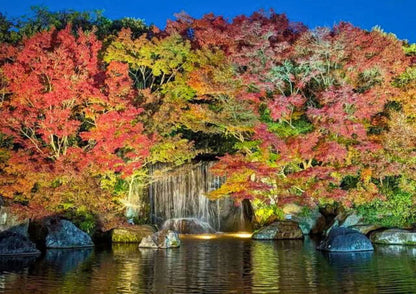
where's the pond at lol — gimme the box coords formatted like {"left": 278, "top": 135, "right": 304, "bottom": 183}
{"left": 1, "top": 235, "right": 416, "bottom": 294}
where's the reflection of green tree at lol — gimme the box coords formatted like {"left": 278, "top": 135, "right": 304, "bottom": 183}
{"left": 251, "top": 239, "right": 320, "bottom": 294}
{"left": 4, "top": 242, "right": 416, "bottom": 293}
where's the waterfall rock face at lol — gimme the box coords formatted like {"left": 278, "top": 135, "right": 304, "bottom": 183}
{"left": 162, "top": 218, "right": 216, "bottom": 234}
{"left": 150, "top": 162, "right": 253, "bottom": 232}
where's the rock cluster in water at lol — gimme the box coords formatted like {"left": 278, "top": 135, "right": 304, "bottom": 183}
{"left": 139, "top": 229, "right": 180, "bottom": 249}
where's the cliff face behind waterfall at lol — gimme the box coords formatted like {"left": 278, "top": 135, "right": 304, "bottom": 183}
{"left": 148, "top": 161, "right": 252, "bottom": 232}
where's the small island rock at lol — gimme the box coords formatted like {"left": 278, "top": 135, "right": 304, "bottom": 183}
{"left": 317, "top": 227, "right": 374, "bottom": 252}
{"left": 139, "top": 229, "right": 180, "bottom": 249}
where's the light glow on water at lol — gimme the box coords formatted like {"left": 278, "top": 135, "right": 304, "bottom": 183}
{"left": 190, "top": 234, "right": 218, "bottom": 240}
{"left": 180, "top": 232, "right": 253, "bottom": 240}
{"left": 1, "top": 238, "right": 416, "bottom": 294}
{"left": 224, "top": 232, "right": 253, "bottom": 239}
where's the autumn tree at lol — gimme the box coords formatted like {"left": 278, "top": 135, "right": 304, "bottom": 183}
{"left": 210, "top": 22, "right": 411, "bottom": 215}
{"left": 0, "top": 25, "right": 152, "bottom": 223}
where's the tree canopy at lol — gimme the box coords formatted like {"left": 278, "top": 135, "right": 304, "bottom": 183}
{"left": 0, "top": 8, "right": 415, "bottom": 228}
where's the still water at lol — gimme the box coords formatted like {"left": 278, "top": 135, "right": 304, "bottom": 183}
{"left": 1, "top": 235, "right": 416, "bottom": 294}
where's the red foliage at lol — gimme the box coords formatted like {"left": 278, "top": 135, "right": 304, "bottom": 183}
{"left": 0, "top": 25, "right": 152, "bottom": 216}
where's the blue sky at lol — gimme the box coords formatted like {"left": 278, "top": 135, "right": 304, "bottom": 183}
{"left": 1, "top": 0, "right": 415, "bottom": 42}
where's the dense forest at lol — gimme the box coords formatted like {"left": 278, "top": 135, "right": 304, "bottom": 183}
{"left": 0, "top": 8, "right": 415, "bottom": 231}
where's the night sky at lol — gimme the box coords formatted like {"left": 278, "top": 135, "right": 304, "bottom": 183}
{"left": 1, "top": 0, "right": 415, "bottom": 42}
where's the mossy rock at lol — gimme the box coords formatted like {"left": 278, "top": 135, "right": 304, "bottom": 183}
{"left": 252, "top": 220, "right": 303, "bottom": 240}
{"left": 111, "top": 225, "right": 155, "bottom": 243}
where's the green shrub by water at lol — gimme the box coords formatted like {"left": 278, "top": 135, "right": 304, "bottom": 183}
{"left": 357, "top": 191, "right": 416, "bottom": 228}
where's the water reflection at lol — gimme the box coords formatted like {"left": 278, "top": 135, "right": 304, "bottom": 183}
{"left": 1, "top": 238, "right": 416, "bottom": 293}
{"left": 376, "top": 244, "right": 416, "bottom": 256}
{"left": 0, "top": 255, "right": 38, "bottom": 273}
{"left": 138, "top": 237, "right": 254, "bottom": 293}
{"left": 45, "top": 248, "right": 93, "bottom": 274}
{"left": 321, "top": 251, "right": 374, "bottom": 266}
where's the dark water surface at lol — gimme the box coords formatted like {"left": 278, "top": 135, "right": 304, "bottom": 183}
{"left": 1, "top": 235, "right": 416, "bottom": 294}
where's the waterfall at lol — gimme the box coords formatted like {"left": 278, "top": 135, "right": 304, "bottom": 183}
{"left": 125, "top": 172, "right": 149, "bottom": 223}
{"left": 149, "top": 161, "right": 254, "bottom": 232}
{"left": 149, "top": 161, "right": 225, "bottom": 231}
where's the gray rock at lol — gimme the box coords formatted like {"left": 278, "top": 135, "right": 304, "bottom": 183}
{"left": 252, "top": 221, "right": 303, "bottom": 240}
{"left": 317, "top": 227, "right": 374, "bottom": 252}
{"left": 370, "top": 229, "right": 416, "bottom": 245}
{"left": 350, "top": 224, "right": 382, "bottom": 235}
{"left": 283, "top": 204, "right": 326, "bottom": 235}
{"left": 139, "top": 229, "right": 180, "bottom": 249}
{"left": 325, "top": 212, "right": 365, "bottom": 236}
{"left": 286, "top": 206, "right": 326, "bottom": 235}
{"left": 0, "top": 231, "right": 40, "bottom": 256}
{"left": 162, "top": 218, "right": 216, "bottom": 234}
{"left": 0, "top": 207, "right": 29, "bottom": 237}
{"left": 45, "top": 219, "right": 94, "bottom": 248}
{"left": 340, "top": 213, "right": 363, "bottom": 228}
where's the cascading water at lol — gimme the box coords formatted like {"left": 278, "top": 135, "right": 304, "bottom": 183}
{"left": 149, "top": 161, "right": 253, "bottom": 232}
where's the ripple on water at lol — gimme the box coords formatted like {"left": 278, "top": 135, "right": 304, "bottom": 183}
{"left": 1, "top": 237, "right": 416, "bottom": 293}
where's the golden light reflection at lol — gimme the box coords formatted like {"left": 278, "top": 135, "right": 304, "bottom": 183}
{"left": 224, "top": 232, "right": 253, "bottom": 239}
{"left": 180, "top": 232, "right": 253, "bottom": 240}
{"left": 193, "top": 234, "right": 218, "bottom": 240}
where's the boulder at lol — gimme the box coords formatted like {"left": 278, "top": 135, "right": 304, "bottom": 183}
{"left": 317, "top": 227, "right": 374, "bottom": 252}
{"left": 370, "top": 229, "right": 416, "bottom": 245}
{"left": 0, "top": 230, "right": 40, "bottom": 256}
{"left": 45, "top": 219, "right": 94, "bottom": 248}
{"left": 351, "top": 224, "right": 382, "bottom": 235}
{"left": 340, "top": 213, "right": 363, "bottom": 228}
{"left": 252, "top": 220, "right": 303, "bottom": 240}
{"left": 0, "top": 207, "right": 30, "bottom": 237}
{"left": 283, "top": 205, "right": 326, "bottom": 235}
{"left": 325, "top": 212, "right": 379, "bottom": 236}
{"left": 111, "top": 225, "right": 155, "bottom": 243}
{"left": 162, "top": 218, "right": 216, "bottom": 234}
{"left": 139, "top": 229, "right": 180, "bottom": 249}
